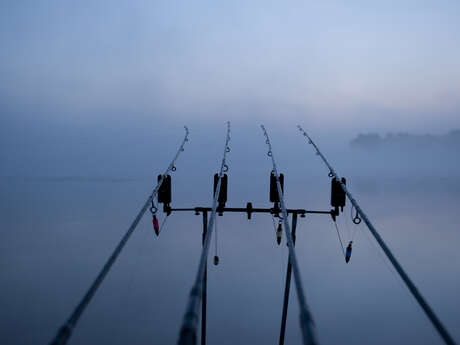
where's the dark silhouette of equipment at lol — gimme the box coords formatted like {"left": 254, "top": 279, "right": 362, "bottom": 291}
{"left": 246, "top": 202, "right": 253, "bottom": 220}
{"left": 352, "top": 206, "right": 362, "bottom": 224}
{"left": 214, "top": 173, "right": 228, "bottom": 214}
{"left": 345, "top": 241, "right": 352, "bottom": 263}
{"left": 270, "top": 171, "right": 284, "bottom": 203}
{"left": 331, "top": 177, "right": 346, "bottom": 218}
{"left": 158, "top": 174, "right": 172, "bottom": 214}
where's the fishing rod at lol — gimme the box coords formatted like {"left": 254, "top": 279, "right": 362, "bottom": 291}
{"left": 297, "top": 125, "right": 457, "bottom": 345}
{"left": 261, "top": 125, "right": 318, "bottom": 345}
{"left": 177, "top": 122, "right": 231, "bottom": 345}
{"left": 279, "top": 212, "right": 298, "bottom": 345}
{"left": 50, "top": 126, "right": 190, "bottom": 345}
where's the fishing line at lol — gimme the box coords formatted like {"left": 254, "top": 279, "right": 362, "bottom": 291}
{"left": 214, "top": 216, "right": 218, "bottom": 258}
{"left": 158, "top": 214, "right": 170, "bottom": 235}
{"left": 333, "top": 221, "right": 346, "bottom": 258}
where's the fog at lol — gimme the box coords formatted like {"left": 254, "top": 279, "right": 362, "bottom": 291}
{"left": 1, "top": 1, "right": 460, "bottom": 344}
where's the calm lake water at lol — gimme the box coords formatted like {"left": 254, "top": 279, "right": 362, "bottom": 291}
{"left": 1, "top": 170, "right": 459, "bottom": 345}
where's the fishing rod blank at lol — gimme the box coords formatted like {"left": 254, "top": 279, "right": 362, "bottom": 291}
{"left": 261, "top": 125, "right": 318, "bottom": 345}
{"left": 279, "top": 212, "right": 298, "bottom": 345}
{"left": 50, "top": 126, "right": 190, "bottom": 345}
{"left": 177, "top": 122, "right": 231, "bottom": 345}
{"left": 297, "top": 125, "right": 457, "bottom": 345}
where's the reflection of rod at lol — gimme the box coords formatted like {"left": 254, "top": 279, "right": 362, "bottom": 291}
{"left": 50, "top": 127, "right": 190, "bottom": 345}
{"left": 178, "top": 122, "right": 231, "bottom": 345}
{"left": 279, "top": 212, "right": 298, "bottom": 345}
{"left": 261, "top": 125, "right": 318, "bottom": 345}
{"left": 297, "top": 125, "right": 457, "bottom": 345}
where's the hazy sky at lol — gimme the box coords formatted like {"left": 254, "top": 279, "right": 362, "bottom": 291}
{"left": 1, "top": 0, "right": 460, "bottom": 133}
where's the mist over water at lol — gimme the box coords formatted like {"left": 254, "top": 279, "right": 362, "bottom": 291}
{"left": 1, "top": 123, "right": 459, "bottom": 345}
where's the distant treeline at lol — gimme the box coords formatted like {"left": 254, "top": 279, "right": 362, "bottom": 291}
{"left": 350, "top": 129, "right": 460, "bottom": 150}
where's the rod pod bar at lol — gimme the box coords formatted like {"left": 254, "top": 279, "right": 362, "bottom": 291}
{"left": 297, "top": 125, "right": 457, "bottom": 345}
